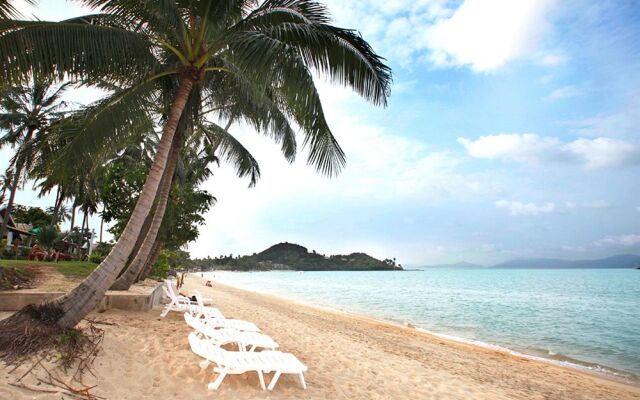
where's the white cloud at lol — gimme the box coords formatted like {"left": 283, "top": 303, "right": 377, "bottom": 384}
{"left": 495, "top": 200, "right": 556, "bottom": 216}
{"left": 566, "top": 138, "right": 640, "bottom": 169}
{"left": 544, "top": 85, "right": 584, "bottom": 102}
{"left": 425, "top": 0, "right": 557, "bottom": 71}
{"left": 565, "top": 93, "right": 640, "bottom": 140}
{"left": 540, "top": 53, "right": 568, "bottom": 66}
{"left": 458, "top": 133, "right": 640, "bottom": 169}
{"left": 594, "top": 234, "right": 640, "bottom": 248}
{"left": 581, "top": 200, "right": 610, "bottom": 209}
{"left": 563, "top": 233, "right": 640, "bottom": 253}
{"left": 457, "top": 134, "right": 561, "bottom": 164}
{"left": 564, "top": 200, "right": 610, "bottom": 210}
{"left": 323, "top": 0, "right": 558, "bottom": 71}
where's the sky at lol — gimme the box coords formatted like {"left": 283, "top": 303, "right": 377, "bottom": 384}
{"left": 1, "top": 0, "right": 639, "bottom": 266}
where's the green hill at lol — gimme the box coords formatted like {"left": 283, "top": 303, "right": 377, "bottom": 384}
{"left": 195, "top": 242, "right": 403, "bottom": 271}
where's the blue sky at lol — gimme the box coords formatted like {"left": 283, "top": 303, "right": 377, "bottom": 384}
{"left": 1, "top": 0, "right": 639, "bottom": 265}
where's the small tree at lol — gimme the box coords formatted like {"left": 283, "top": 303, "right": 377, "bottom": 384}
{"left": 35, "top": 225, "right": 60, "bottom": 252}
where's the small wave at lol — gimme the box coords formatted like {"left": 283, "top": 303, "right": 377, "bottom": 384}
{"left": 413, "top": 327, "right": 638, "bottom": 383}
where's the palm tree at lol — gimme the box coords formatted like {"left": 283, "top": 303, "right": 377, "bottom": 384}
{"left": 34, "top": 224, "right": 60, "bottom": 252}
{"left": 0, "top": 79, "right": 69, "bottom": 247}
{"left": 111, "top": 120, "right": 230, "bottom": 290}
{"left": 0, "top": 0, "right": 391, "bottom": 337}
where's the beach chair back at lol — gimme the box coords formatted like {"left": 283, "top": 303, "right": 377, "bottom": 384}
{"left": 162, "top": 284, "right": 174, "bottom": 301}
{"left": 188, "top": 332, "right": 225, "bottom": 364}
{"left": 185, "top": 311, "right": 207, "bottom": 333}
{"left": 165, "top": 280, "right": 178, "bottom": 298}
{"left": 194, "top": 290, "right": 208, "bottom": 316}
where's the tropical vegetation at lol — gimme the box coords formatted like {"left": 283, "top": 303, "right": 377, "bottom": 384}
{"left": 0, "top": 0, "right": 391, "bottom": 356}
{"left": 196, "top": 242, "right": 403, "bottom": 271}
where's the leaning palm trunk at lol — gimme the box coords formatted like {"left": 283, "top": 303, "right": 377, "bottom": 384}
{"left": 51, "top": 77, "right": 195, "bottom": 328}
{"left": 136, "top": 239, "right": 163, "bottom": 282}
{"left": 0, "top": 126, "right": 34, "bottom": 243}
{"left": 0, "top": 77, "right": 195, "bottom": 337}
{"left": 118, "top": 199, "right": 157, "bottom": 277}
{"left": 110, "top": 129, "right": 182, "bottom": 290}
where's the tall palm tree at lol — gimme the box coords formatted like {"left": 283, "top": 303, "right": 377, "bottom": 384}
{"left": 111, "top": 118, "right": 234, "bottom": 290}
{"left": 0, "top": 79, "right": 69, "bottom": 245}
{"left": 0, "top": 0, "right": 391, "bottom": 336}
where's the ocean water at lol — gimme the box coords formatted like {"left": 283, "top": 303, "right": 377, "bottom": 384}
{"left": 207, "top": 269, "right": 640, "bottom": 380}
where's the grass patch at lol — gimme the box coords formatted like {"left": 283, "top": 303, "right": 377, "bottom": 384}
{"left": 0, "top": 260, "right": 98, "bottom": 279}
{"left": 54, "top": 262, "right": 98, "bottom": 279}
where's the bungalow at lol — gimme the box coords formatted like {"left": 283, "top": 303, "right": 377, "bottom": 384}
{"left": 0, "top": 207, "right": 34, "bottom": 247}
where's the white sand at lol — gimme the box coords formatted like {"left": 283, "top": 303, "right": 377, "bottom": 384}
{"left": 1, "top": 274, "right": 639, "bottom": 399}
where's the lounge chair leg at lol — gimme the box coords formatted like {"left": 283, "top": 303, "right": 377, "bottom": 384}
{"left": 267, "top": 371, "right": 282, "bottom": 391}
{"left": 208, "top": 370, "right": 227, "bottom": 390}
{"left": 298, "top": 373, "right": 307, "bottom": 389}
{"left": 249, "top": 344, "right": 256, "bottom": 352}
{"left": 258, "top": 370, "right": 266, "bottom": 390}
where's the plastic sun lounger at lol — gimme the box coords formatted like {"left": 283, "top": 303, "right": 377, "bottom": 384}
{"left": 185, "top": 312, "right": 278, "bottom": 352}
{"left": 160, "top": 282, "right": 224, "bottom": 319}
{"left": 193, "top": 291, "right": 261, "bottom": 332}
{"left": 188, "top": 332, "right": 307, "bottom": 391}
{"left": 166, "top": 279, "right": 214, "bottom": 305}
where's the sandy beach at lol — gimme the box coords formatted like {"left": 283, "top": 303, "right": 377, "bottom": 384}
{"left": 1, "top": 274, "right": 639, "bottom": 400}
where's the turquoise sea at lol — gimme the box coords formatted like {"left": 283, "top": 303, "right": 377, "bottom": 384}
{"left": 207, "top": 269, "right": 640, "bottom": 381}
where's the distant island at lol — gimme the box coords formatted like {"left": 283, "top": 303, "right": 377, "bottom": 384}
{"left": 421, "top": 254, "right": 640, "bottom": 269}
{"left": 193, "top": 242, "right": 403, "bottom": 271}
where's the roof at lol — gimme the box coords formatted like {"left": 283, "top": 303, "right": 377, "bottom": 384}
{"left": 0, "top": 208, "right": 34, "bottom": 236}
{"left": 0, "top": 207, "right": 16, "bottom": 227}
{"left": 14, "top": 223, "right": 33, "bottom": 232}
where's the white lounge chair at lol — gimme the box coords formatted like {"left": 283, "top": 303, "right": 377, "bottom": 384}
{"left": 188, "top": 332, "right": 307, "bottom": 391}
{"left": 160, "top": 283, "right": 224, "bottom": 318}
{"left": 185, "top": 312, "right": 278, "bottom": 352}
{"left": 165, "top": 279, "right": 214, "bottom": 305}
{"left": 192, "top": 291, "right": 261, "bottom": 332}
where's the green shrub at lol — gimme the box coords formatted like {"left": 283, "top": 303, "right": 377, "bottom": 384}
{"left": 150, "top": 251, "right": 170, "bottom": 280}
{"left": 88, "top": 251, "right": 103, "bottom": 264}
{"left": 2, "top": 248, "right": 15, "bottom": 258}
{"left": 94, "top": 242, "right": 113, "bottom": 255}
{"left": 35, "top": 225, "right": 61, "bottom": 250}
{"left": 18, "top": 247, "right": 31, "bottom": 260}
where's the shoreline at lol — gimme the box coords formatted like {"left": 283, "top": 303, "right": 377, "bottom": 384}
{"left": 202, "top": 272, "right": 640, "bottom": 388}
{"left": 3, "top": 275, "right": 640, "bottom": 399}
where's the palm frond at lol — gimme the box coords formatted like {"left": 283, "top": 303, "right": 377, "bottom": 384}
{"left": 223, "top": 33, "right": 346, "bottom": 176}
{"left": 237, "top": 1, "right": 391, "bottom": 105}
{"left": 80, "top": 0, "right": 185, "bottom": 39}
{"left": 50, "top": 79, "right": 159, "bottom": 173}
{"left": 200, "top": 122, "right": 261, "bottom": 187}
{"left": 202, "top": 68, "right": 297, "bottom": 162}
{"left": 0, "top": 19, "right": 159, "bottom": 86}
{"left": 0, "top": 0, "right": 36, "bottom": 19}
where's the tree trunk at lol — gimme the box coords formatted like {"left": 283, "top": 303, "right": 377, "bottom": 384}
{"left": 0, "top": 127, "right": 34, "bottom": 244}
{"left": 137, "top": 240, "right": 163, "bottom": 282}
{"left": 80, "top": 209, "right": 88, "bottom": 252}
{"left": 51, "top": 186, "right": 62, "bottom": 225}
{"left": 99, "top": 215, "right": 103, "bottom": 243}
{"left": 110, "top": 129, "right": 182, "bottom": 290}
{"left": 116, "top": 198, "right": 157, "bottom": 278}
{"left": 70, "top": 204, "right": 76, "bottom": 230}
{"left": 48, "top": 76, "right": 195, "bottom": 328}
